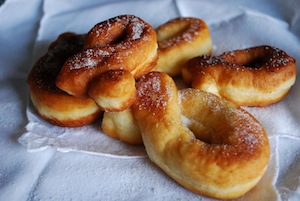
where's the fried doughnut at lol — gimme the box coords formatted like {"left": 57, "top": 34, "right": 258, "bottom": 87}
{"left": 101, "top": 109, "right": 142, "bottom": 145}
{"left": 27, "top": 33, "right": 102, "bottom": 127}
{"left": 56, "top": 15, "right": 158, "bottom": 107}
{"left": 88, "top": 69, "right": 136, "bottom": 112}
{"left": 132, "top": 72, "right": 270, "bottom": 200}
{"left": 153, "top": 17, "right": 212, "bottom": 77}
{"left": 182, "top": 45, "right": 297, "bottom": 106}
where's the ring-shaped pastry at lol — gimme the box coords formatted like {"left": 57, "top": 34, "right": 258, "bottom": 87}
{"left": 132, "top": 72, "right": 270, "bottom": 199}
{"left": 27, "top": 33, "right": 101, "bottom": 127}
{"left": 154, "top": 17, "right": 212, "bottom": 77}
{"left": 56, "top": 15, "right": 158, "bottom": 100}
{"left": 182, "top": 45, "right": 297, "bottom": 106}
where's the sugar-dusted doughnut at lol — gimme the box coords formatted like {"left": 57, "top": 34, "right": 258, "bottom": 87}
{"left": 56, "top": 15, "right": 158, "bottom": 110}
{"left": 153, "top": 17, "right": 212, "bottom": 77}
{"left": 27, "top": 33, "right": 102, "bottom": 127}
{"left": 182, "top": 45, "right": 297, "bottom": 106}
{"left": 132, "top": 71, "right": 270, "bottom": 200}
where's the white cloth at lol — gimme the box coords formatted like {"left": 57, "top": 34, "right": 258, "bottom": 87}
{"left": 1, "top": 0, "right": 300, "bottom": 200}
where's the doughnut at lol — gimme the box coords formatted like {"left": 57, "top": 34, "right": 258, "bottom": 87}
{"left": 182, "top": 45, "right": 297, "bottom": 106}
{"left": 88, "top": 69, "right": 136, "bottom": 112}
{"left": 55, "top": 15, "right": 158, "bottom": 112}
{"left": 153, "top": 17, "right": 212, "bottom": 77}
{"left": 101, "top": 109, "right": 142, "bottom": 145}
{"left": 132, "top": 71, "right": 270, "bottom": 200}
{"left": 27, "top": 33, "right": 102, "bottom": 127}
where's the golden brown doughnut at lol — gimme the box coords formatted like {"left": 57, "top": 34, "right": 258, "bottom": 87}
{"left": 153, "top": 17, "right": 212, "bottom": 77}
{"left": 132, "top": 71, "right": 270, "bottom": 200}
{"left": 88, "top": 69, "right": 136, "bottom": 112}
{"left": 182, "top": 45, "right": 297, "bottom": 106}
{"left": 55, "top": 15, "right": 158, "bottom": 105}
{"left": 27, "top": 33, "right": 102, "bottom": 127}
{"left": 101, "top": 108, "right": 142, "bottom": 145}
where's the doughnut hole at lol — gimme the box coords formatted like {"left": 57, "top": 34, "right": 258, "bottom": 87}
{"left": 88, "top": 69, "right": 136, "bottom": 112}
{"left": 221, "top": 46, "right": 273, "bottom": 69}
{"left": 180, "top": 90, "right": 242, "bottom": 145}
{"left": 84, "top": 17, "right": 129, "bottom": 48}
{"left": 157, "top": 22, "right": 190, "bottom": 41}
{"left": 179, "top": 88, "right": 269, "bottom": 159}
{"left": 155, "top": 17, "right": 213, "bottom": 76}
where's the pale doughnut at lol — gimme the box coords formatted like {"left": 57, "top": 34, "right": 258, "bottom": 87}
{"left": 132, "top": 71, "right": 270, "bottom": 199}
{"left": 101, "top": 109, "right": 142, "bottom": 145}
{"left": 154, "top": 17, "right": 212, "bottom": 77}
{"left": 27, "top": 33, "right": 102, "bottom": 127}
{"left": 182, "top": 45, "right": 297, "bottom": 106}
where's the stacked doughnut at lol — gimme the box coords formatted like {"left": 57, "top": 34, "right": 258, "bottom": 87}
{"left": 100, "top": 16, "right": 214, "bottom": 144}
{"left": 27, "top": 15, "right": 158, "bottom": 129}
{"left": 27, "top": 33, "right": 102, "bottom": 127}
{"left": 56, "top": 15, "right": 158, "bottom": 111}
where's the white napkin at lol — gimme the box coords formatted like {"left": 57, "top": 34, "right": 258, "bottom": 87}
{"left": 18, "top": 0, "right": 300, "bottom": 200}
{"left": 18, "top": 101, "right": 146, "bottom": 158}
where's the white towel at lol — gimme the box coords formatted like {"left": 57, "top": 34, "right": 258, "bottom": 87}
{"left": 18, "top": 0, "right": 300, "bottom": 200}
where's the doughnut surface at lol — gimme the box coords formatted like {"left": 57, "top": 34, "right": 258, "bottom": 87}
{"left": 132, "top": 72, "right": 270, "bottom": 199}
{"left": 27, "top": 33, "right": 101, "bottom": 127}
{"left": 154, "top": 17, "right": 212, "bottom": 76}
{"left": 101, "top": 109, "right": 142, "bottom": 145}
{"left": 88, "top": 69, "right": 136, "bottom": 112}
{"left": 56, "top": 15, "right": 158, "bottom": 101}
{"left": 182, "top": 45, "right": 297, "bottom": 106}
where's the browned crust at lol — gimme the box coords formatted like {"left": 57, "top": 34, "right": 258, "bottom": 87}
{"left": 182, "top": 46, "right": 297, "bottom": 106}
{"left": 154, "top": 17, "right": 212, "bottom": 76}
{"left": 132, "top": 72, "right": 270, "bottom": 199}
{"left": 88, "top": 69, "right": 137, "bottom": 112}
{"left": 27, "top": 33, "right": 102, "bottom": 127}
{"left": 55, "top": 15, "right": 158, "bottom": 98}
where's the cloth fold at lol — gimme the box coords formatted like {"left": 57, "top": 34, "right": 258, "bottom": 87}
{"left": 19, "top": 101, "right": 146, "bottom": 158}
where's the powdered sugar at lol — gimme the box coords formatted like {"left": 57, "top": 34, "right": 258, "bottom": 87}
{"left": 157, "top": 18, "right": 204, "bottom": 49}
{"left": 69, "top": 48, "right": 110, "bottom": 70}
{"left": 67, "top": 15, "right": 150, "bottom": 71}
{"left": 131, "top": 17, "right": 145, "bottom": 40}
{"left": 229, "top": 108, "right": 265, "bottom": 154}
{"left": 179, "top": 89, "right": 267, "bottom": 158}
{"left": 136, "top": 73, "right": 170, "bottom": 112}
